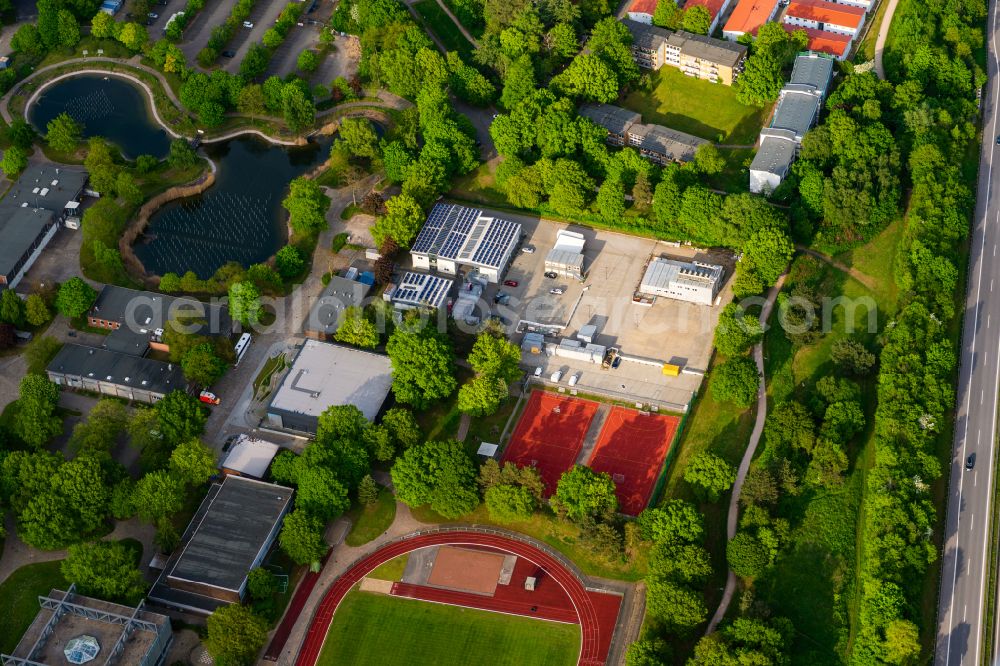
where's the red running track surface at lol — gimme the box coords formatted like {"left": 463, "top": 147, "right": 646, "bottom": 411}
{"left": 587, "top": 407, "right": 679, "bottom": 515}
{"left": 293, "top": 531, "right": 614, "bottom": 666}
{"left": 390, "top": 581, "right": 580, "bottom": 624}
{"left": 501, "top": 391, "right": 600, "bottom": 495}
{"left": 263, "top": 551, "right": 332, "bottom": 661}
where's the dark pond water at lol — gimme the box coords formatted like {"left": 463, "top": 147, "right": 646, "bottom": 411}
{"left": 28, "top": 74, "right": 171, "bottom": 159}
{"left": 133, "top": 136, "right": 330, "bottom": 279}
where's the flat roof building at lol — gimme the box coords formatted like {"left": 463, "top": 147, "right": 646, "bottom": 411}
{"left": 622, "top": 21, "right": 748, "bottom": 84}
{"left": 723, "top": 0, "right": 782, "bottom": 41}
{"left": 627, "top": 122, "right": 707, "bottom": 164}
{"left": 149, "top": 476, "right": 293, "bottom": 614}
{"left": 303, "top": 274, "right": 372, "bottom": 340}
{"left": 221, "top": 434, "right": 280, "bottom": 479}
{"left": 639, "top": 257, "right": 724, "bottom": 305}
{"left": 47, "top": 343, "right": 187, "bottom": 404}
{"left": 789, "top": 50, "right": 837, "bottom": 91}
{"left": 411, "top": 203, "right": 522, "bottom": 284}
{"left": 579, "top": 103, "right": 642, "bottom": 145}
{"left": 1, "top": 587, "right": 172, "bottom": 666}
{"left": 388, "top": 271, "right": 453, "bottom": 311}
{"left": 749, "top": 138, "right": 796, "bottom": 194}
{"left": 545, "top": 230, "right": 587, "bottom": 280}
{"left": 266, "top": 339, "right": 393, "bottom": 433}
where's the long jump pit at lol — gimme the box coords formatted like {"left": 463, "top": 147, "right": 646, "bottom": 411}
{"left": 425, "top": 546, "right": 511, "bottom": 596}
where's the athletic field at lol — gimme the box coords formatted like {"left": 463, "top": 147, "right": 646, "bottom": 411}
{"left": 316, "top": 590, "right": 580, "bottom": 666}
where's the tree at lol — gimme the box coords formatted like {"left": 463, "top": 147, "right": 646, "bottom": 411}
{"left": 155, "top": 390, "right": 207, "bottom": 446}
{"left": 551, "top": 53, "right": 619, "bottom": 103}
{"left": 552, "top": 465, "right": 618, "bottom": 523}
{"left": 57, "top": 9, "right": 81, "bottom": 48}
{"left": 391, "top": 440, "right": 479, "bottom": 518}
{"left": 297, "top": 49, "right": 320, "bottom": 72}
{"left": 25, "top": 294, "right": 51, "bottom": 327}
{"left": 181, "top": 343, "right": 227, "bottom": 387}
{"left": 228, "top": 281, "right": 263, "bottom": 327}
{"left": 653, "top": 0, "right": 683, "bottom": 29}
{"left": 805, "top": 439, "right": 848, "bottom": 488}
{"left": 596, "top": 178, "right": 626, "bottom": 224}
{"left": 237, "top": 84, "right": 267, "bottom": 115}
{"left": 649, "top": 541, "right": 713, "bottom": 584}
{"left": 117, "top": 21, "right": 147, "bottom": 51}
{"left": 457, "top": 375, "right": 509, "bottom": 416}
{"left": 1, "top": 145, "right": 27, "bottom": 177}
{"left": 831, "top": 338, "right": 877, "bottom": 376}
{"left": 694, "top": 143, "right": 725, "bottom": 174}
{"left": 46, "top": 112, "right": 81, "bottom": 153}
{"left": 132, "top": 470, "right": 185, "bottom": 523}
{"left": 339, "top": 117, "right": 379, "bottom": 159}
{"left": 357, "top": 474, "right": 379, "bottom": 506}
{"left": 282, "top": 177, "right": 330, "bottom": 234}
{"left": 683, "top": 452, "right": 736, "bottom": 502}
{"left": 62, "top": 540, "right": 144, "bottom": 603}
{"left": 205, "top": 604, "right": 269, "bottom": 666}
{"left": 91, "top": 11, "right": 116, "bottom": 39}
{"left": 727, "top": 531, "right": 770, "bottom": 577}
{"left": 334, "top": 306, "right": 379, "bottom": 348}
{"left": 13, "top": 375, "right": 63, "bottom": 449}
{"left": 681, "top": 4, "right": 712, "bottom": 34}
{"left": 55, "top": 277, "right": 97, "bottom": 318}
{"left": 468, "top": 328, "right": 522, "bottom": 382}
{"left": 386, "top": 323, "right": 457, "bottom": 408}
{"left": 382, "top": 407, "right": 422, "bottom": 450}
{"left": 646, "top": 578, "right": 707, "bottom": 630}
{"left": 484, "top": 484, "right": 536, "bottom": 523}
{"left": 637, "top": 500, "right": 704, "bottom": 543}
{"left": 279, "top": 508, "right": 328, "bottom": 567}
{"left": 6, "top": 120, "right": 38, "bottom": 150}
{"left": 713, "top": 303, "right": 763, "bottom": 357}
{"left": 168, "top": 139, "right": 197, "bottom": 168}
{"left": 169, "top": 439, "right": 217, "bottom": 486}
{"left": 316, "top": 404, "right": 368, "bottom": 442}
{"left": 626, "top": 638, "right": 670, "bottom": 666}
{"left": 281, "top": 83, "right": 316, "bottom": 132}
{"left": 736, "top": 23, "right": 800, "bottom": 106}
{"left": 68, "top": 399, "right": 127, "bottom": 455}
{"left": 371, "top": 194, "right": 425, "bottom": 249}
{"left": 11, "top": 24, "right": 45, "bottom": 56}
{"left": 247, "top": 567, "right": 277, "bottom": 601}
{"left": 710, "top": 356, "right": 759, "bottom": 408}
{"left": 734, "top": 227, "right": 793, "bottom": 297}
{"left": 0, "top": 289, "right": 24, "bottom": 326}
{"left": 275, "top": 245, "right": 305, "bottom": 279}
{"left": 883, "top": 619, "right": 920, "bottom": 664}
{"left": 295, "top": 466, "right": 350, "bottom": 521}
{"left": 632, "top": 170, "right": 653, "bottom": 212}
{"left": 765, "top": 401, "right": 815, "bottom": 453}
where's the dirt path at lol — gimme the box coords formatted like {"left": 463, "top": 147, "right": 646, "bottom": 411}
{"left": 874, "top": 0, "right": 900, "bottom": 79}
{"left": 432, "top": 0, "right": 481, "bottom": 48}
{"left": 795, "top": 244, "right": 877, "bottom": 289}
{"left": 705, "top": 273, "right": 787, "bottom": 634}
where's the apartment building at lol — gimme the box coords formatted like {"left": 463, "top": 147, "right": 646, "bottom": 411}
{"left": 784, "top": 0, "right": 866, "bottom": 36}
{"left": 664, "top": 30, "right": 748, "bottom": 84}
{"left": 723, "top": 0, "right": 782, "bottom": 41}
{"left": 580, "top": 103, "right": 707, "bottom": 165}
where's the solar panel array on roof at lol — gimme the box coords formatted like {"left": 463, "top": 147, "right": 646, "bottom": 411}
{"left": 393, "top": 271, "right": 452, "bottom": 308}
{"left": 411, "top": 203, "right": 482, "bottom": 259}
{"left": 439, "top": 206, "right": 479, "bottom": 259}
{"left": 471, "top": 218, "right": 520, "bottom": 268}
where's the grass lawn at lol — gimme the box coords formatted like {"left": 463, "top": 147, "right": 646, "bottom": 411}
{"left": 415, "top": 366, "right": 474, "bottom": 445}
{"left": 621, "top": 67, "right": 769, "bottom": 144}
{"left": 832, "top": 217, "right": 904, "bottom": 314}
{"left": 705, "top": 148, "right": 755, "bottom": 193}
{"left": 412, "top": 0, "right": 475, "bottom": 60}
{"left": 368, "top": 554, "right": 409, "bottom": 582}
{"left": 317, "top": 589, "right": 580, "bottom": 666}
{"left": 0, "top": 561, "right": 68, "bottom": 653}
{"left": 854, "top": 0, "right": 892, "bottom": 61}
{"left": 345, "top": 486, "right": 397, "bottom": 547}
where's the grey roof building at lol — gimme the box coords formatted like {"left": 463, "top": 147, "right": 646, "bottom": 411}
{"left": 579, "top": 103, "right": 642, "bottom": 145}
{"left": 0, "top": 207, "right": 58, "bottom": 289}
{"left": 266, "top": 339, "right": 393, "bottom": 433}
{"left": 89, "top": 285, "right": 232, "bottom": 336}
{"left": 0, "top": 165, "right": 88, "bottom": 217}
{"left": 763, "top": 91, "right": 823, "bottom": 142}
{"left": 749, "top": 138, "right": 797, "bottom": 194}
{"left": 388, "top": 271, "right": 453, "bottom": 311}
{"left": 47, "top": 343, "right": 187, "bottom": 404}
{"left": 789, "top": 52, "right": 835, "bottom": 97}
{"left": 149, "top": 476, "right": 293, "bottom": 614}
{"left": 639, "top": 258, "right": 725, "bottom": 305}
{"left": 623, "top": 19, "right": 671, "bottom": 69}
{"left": 670, "top": 30, "right": 748, "bottom": 69}
{"left": 627, "top": 123, "right": 707, "bottom": 164}
{"left": 410, "top": 203, "right": 522, "bottom": 284}
{"left": 303, "top": 275, "right": 372, "bottom": 340}
{"left": 1, "top": 587, "right": 172, "bottom": 666}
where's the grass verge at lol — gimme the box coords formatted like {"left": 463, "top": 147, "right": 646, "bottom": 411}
{"left": 345, "top": 486, "right": 397, "bottom": 547}
{"left": 0, "top": 561, "right": 68, "bottom": 653}
{"left": 412, "top": 0, "right": 475, "bottom": 59}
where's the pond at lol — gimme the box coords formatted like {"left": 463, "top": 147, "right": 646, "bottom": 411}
{"left": 133, "top": 136, "right": 331, "bottom": 279}
{"left": 28, "top": 74, "right": 171, "bottom": 159}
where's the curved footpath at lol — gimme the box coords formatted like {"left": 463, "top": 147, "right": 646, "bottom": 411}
{"left": 706, "top": 273, "right": 788, "bottom": 634}
{"left": 874, "top": 0, "right": 901, "bottom": 79}
{"left": 292, "top": 528, "right": 606, "bottom": 666}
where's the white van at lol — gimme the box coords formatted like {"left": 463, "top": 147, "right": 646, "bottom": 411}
{"left": 534, "top": 366, "right": 543, "bottom": 377}
{"left": 568, "top": 373, "right": 580, "bottom": 387}
{"left": 550, "top": 370, "right": 563, "bottom": 382}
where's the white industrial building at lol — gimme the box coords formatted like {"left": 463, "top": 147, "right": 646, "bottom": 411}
{"left": 638, "top": 258, "right": 724, "bottom": 306}
{"left": 554, "top": 338, "right": 607, "bottom": 363}
{"left": 410, "top": 203, "right": 522, "bottom": 284}
{"left": 221, "top": 435, "right": 280, "bottom": 479}
{"left": 545, "top": 230, "right": 587, "bottom": 280}
{"left": 387, "top": 271, "right": 453, "bottom": 311}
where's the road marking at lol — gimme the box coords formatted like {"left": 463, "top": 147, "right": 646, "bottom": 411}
{"left": 982, "top": 389, "right": 985, "bottom": 404}
{"left": 991, "top": 315, "right": 993, "bottom": 328}
{"left": 993, "top": 278, "right": 995, "bottom": 291}
{"left": 972, "top": 513, "right": 975, "bottom": 530}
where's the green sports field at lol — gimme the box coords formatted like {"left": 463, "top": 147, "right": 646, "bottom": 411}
{"left": 316, "top": 590, "right": 580, "bottom": 666}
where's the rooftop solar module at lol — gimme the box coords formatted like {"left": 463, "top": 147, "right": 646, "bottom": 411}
{"left": 392, "top": 271, "right": 452, "bottom": 308}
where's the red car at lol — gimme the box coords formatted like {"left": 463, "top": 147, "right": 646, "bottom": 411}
{"left": 503, "top": 279, "right": 518, "bottom": 287}
{"left": 199, "top": 390, "right": 221, "bottom": 405}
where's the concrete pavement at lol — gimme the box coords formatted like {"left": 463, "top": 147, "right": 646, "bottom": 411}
{"left": 873, "top": 0, "right": 900, "bottom": 79}
{"left": 935, "top": 0, "right": 1000, "bottom": 661}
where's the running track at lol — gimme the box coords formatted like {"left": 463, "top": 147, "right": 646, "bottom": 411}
{"left": 293, "top": 531, "right": 606, "bottom": 666}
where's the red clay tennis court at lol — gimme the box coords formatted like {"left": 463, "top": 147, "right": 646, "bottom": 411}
{"left": 587, "top": 407, "right": 680, "bottom": 516}
{"left": 501, "top": 391, "right": 600, "bottom": 495}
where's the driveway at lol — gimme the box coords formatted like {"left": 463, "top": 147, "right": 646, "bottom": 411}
{"left": 221, "top": 0, "right": 294, "bottom": 75}
{"left": 265, "top": 23, "right": 321, "bottom": 79}
{"left": 178, "top": 0, "right": 241, "bottom": 63}
{"left": 454, "top": 100, "right": 497, "bottom": 160}
{"left": 311, "top": 34, "right": 361, "bottom": 86}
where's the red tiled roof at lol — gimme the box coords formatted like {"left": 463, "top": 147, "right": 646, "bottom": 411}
{"left": 684, "top": 0, "right": 728, "bottom": 20}
{"left": 786, "top": 0, "right": 865, "bottom": 28}
{"left": 628, "top": 0, "right": 659, "bottom": 15}
{"left": 723, "top": 0, "right": 780, "bottom": 35}
{"left": 783, "top": 24, "right": 851, "bottom": 57}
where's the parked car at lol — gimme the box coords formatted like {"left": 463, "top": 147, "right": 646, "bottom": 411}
{"left": 493, "top": 291, "right": 510, "bottom": 305}
{"left": 967, "top": 453, "right": 977, "bottom": 470}
{"left": 243, "top": 20, "right": 254, "bottom": 28}
{"left": 199, "top": 390, "right": 221, "bottom": 405}
{"left": 534, "top": 366, "right": 543, "bottom": 377}
{"left": 568, "top": 373, "right": 580, "bottom": 387}
{"left": 503, "top": 279, "right": 518, "bottom": 287}
{"left": 222, "top": 50, "right": 236, "bottom": 57}
{"left": 550, "top": 287, "right": 565, "bottom": 295}
{"left": 550, "top": 370, "right": 563, "bottom": 382}
{"left": 147, "top": 11, "right": 159, "bottom": 19}
{"left": 544, "top": 271, "right": 558, "bottom": 279}
{"left": 612, "top": 356, "right": 622, "bottom": 369}
{"left": 522, "top": 245, "right": 535, "bottom": 254}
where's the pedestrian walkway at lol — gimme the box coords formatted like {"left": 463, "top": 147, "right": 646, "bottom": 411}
{"left": 874, "top": 0, "right": 900, "bottom": 79}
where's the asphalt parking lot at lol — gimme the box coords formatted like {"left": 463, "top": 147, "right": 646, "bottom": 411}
{"left": 177, "top": 0, "right": 240, "bottom": 63}
{"left": 221, "top": 0, "right": 298, "bottom": 74}
{"left": 438, "top": 206, "right": 736, "bottom": 410}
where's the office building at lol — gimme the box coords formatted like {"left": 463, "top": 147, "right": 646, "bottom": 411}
{"left": 410, "top": 203, "right": 522, "bottom": 284}
{"left": 639, "top": 258, "right": 724, "bottom": 305}
{"left": 545, "top": 230, "right": 587, "bottom": 280}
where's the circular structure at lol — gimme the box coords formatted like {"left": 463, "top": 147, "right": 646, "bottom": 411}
{"left": 64, "top": 635, "right": 100, "bottom": 664}
{"left": 295, "top": 529, "right": 606, "bottom": 666}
